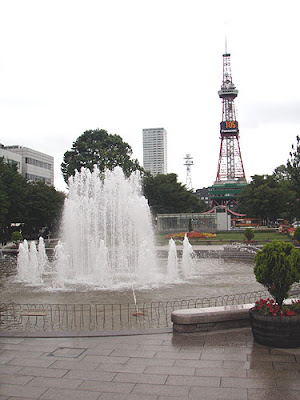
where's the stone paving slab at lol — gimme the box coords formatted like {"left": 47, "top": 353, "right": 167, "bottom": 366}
{"left": 0, "top": 327, "right": 299, "bottom": 400}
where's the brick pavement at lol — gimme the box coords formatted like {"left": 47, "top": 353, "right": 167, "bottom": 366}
{"left": 0, "top": 327, "right": 300, "bottom": 399}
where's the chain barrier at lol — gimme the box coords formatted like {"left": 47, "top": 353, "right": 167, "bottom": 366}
{"left": 0, "top": 289, "right": 280, "bottom": 332}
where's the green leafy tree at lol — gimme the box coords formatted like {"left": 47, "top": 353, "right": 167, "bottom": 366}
{"left": 273, "top": 164, "right": 289, "bottom": 182}
{"left": 293, "top": 227, "right": 300, "bottom": 244}
{"left": 11, "top": 231, "right": 23, "bottom": 244}
{"left": 287, "top": 135, "right": 300, "bottom": 190}
{"left": 24, "top": 181, "right": 65, "bottom": 236}
{"left": 0, "top": 158, "right": 65, "bottom": 239}
{"left": 287, "top": 136, "right": 300, "bottom": 220}
{"left": 254, "top": 241, "right": 300, "bottom": 306}
{"left": 0, "top": 158, "right": 27, "bottom": 227}
{"left": 61, "top": 129, "right": 142, "bottom": 183}
{"left": 238, "top": 175, "right": 290, "bottom": 224}
{"left": 143, "top": 173, "right": 206, "bottom": 215}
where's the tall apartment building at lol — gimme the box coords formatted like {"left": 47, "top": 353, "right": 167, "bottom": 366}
{"left": 142, "top": 128, "right": 167, "bottom": 176}
{"left": 0, "top": 144, "right": 54, "bottom": 185}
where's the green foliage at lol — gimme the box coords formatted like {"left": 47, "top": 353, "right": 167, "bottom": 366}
{"left": 0, "top": 157, "right": 27, "bottom": 225}
{"left": 244, "top": 228, "right": 254, "bottom": 242}
{"left": 238, "top": 174, "right": 291, "bottom": 223}
{"left": 0, "top": 158, "right": 65, "bottom": 239}
{"left": 237, "top": 137, "right": 300, "bottom": 223}
{"left": 293, "top": 227, "right": 300, "bottom": 243}
{"left": 61, "top": 129, "right": 142, "bottom": 183}
{"left": 286, "top": 136, "right": 300, "bottom": 219}
{"left": 11, "top": 231, "right": 23, "bottom": 243}
{"left": 24, "top": 181, "right": 65, "bottom": 234}
{"left": 254, "top": 241, "right": 300, "bottom": 306}
{"left": 287, "top": 135, "right": 300, "bottom": 193}
{"left": 142, "top": 173, "right": 206, "bottom": 215}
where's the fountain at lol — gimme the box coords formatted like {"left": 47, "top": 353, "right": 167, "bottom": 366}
{"left": 17, "top": 238, "right": 46, "bottom": 285}
{"left": 11, "top": 165, "right": 264, "bottom": 311}
{"left": 182, "top": 234, "right": 195, "bottom": 276}
{"left": 16, "top": 166, "right": 196, "bottom": 289}
{"left": 167, "top": 238, "right": 179, "bottom": 281}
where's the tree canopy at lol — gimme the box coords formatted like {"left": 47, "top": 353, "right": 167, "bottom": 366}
{"left": 237, "top": 174, "right": 291, "bottom": 223}
{"left": 61, "top": 129, "right": 142, "bottom": 183}
{"left": 143, "top": 173, "right": 206, "bottom": 215}
{"left": 287, "top": 135, "right": 300, "bottom": 193}
{"left": 0, "top": 158, "right": 65, "bottom": 240}
{"left": 237, "top": 136, "right": 300, "bottom": 223}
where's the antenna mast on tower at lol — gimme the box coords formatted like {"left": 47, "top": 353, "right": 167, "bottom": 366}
{"left": 184, "top": 154, "right": 193, "bottom": 191}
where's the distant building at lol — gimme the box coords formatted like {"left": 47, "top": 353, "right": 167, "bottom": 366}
{"left": 0, "top": 144, "right": 54, "bottom": 185}
{"left": 0, "top": 145, "right": 22, "bottom": 173}
{"left": 195, "top": 187, "right": 211, "bottom": 207}
{"left": 143, "top": 128, "right": 167, "bottom": 176}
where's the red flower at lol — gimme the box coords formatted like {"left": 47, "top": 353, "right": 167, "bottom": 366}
{"left": 252, "top": 298, "right": 300, "bottom": 317}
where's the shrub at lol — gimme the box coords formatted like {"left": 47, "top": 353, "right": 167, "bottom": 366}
{"left": 254, "top": 240, "right": 300, "bottom": 306}
{"left": 244, "top": 227, "right": 254, "bottom": 242}
{"left": 293, "top": 226, "right": 300, "bottom": 243}
{"left": 11, "top": 231, "right": 23, "bottom": 244}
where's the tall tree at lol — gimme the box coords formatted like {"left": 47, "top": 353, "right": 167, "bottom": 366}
{"left": 287, "top": 136, "right": 300, "bottom": 220}
{"left": 24, "top": 181, "right": 65, "bottom": 236}
{"left": 0, "top": 158, "right": 27, "bottom": 227}
{"left": 0, "top": 158, "right": 65, "bottom": 240}
{"left": 143, "top": 173, "right": 206, "bottom": 215}
{"left": 61, "top": 129, "right": 142, "bottom": 183}
{"left": 237, "top": 174, "right": 290, "bottom": 223}
{"left": 287, "top": 135, "right": 300, "bottom": 192}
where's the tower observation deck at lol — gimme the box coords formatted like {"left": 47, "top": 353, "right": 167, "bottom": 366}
{"left": 208, "top": 52, "right": 247, "bottom": 214}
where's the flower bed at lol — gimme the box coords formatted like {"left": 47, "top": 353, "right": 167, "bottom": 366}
{"left": 165, "top": 231, "right": 216, "bottom": 240}
{"left": 251, "top": 298, "right": 300, "bottom": 316}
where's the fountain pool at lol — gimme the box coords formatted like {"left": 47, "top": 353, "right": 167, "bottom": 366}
{"left": 3, "top": 167, "right": 263, "bottom": 308}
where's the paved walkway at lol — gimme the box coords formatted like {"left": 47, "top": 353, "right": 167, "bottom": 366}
{"left": 0, "top": 327, "right": 300, "bottom": 400}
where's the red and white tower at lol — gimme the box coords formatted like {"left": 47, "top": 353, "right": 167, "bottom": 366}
{"left": 216, "top": 52, "right": 246, "bottom": 182}
{"left": 208, "top": 51, "right": 247, "bottom": 213}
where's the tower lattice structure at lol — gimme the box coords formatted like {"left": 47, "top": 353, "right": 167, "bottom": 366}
{"left": 184, "top": 154, "right": 193, "bottom": 191}
{"left": 216, "top": 53, "right": 246, "bottom": 183}
{"left": 208, "top": 52, "right": 247, "bottom": 214}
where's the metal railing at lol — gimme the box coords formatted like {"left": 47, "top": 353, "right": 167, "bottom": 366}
{"left": 0, "top": 289, "right": 275, "bottom": 333}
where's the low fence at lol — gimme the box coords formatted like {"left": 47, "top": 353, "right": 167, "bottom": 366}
{"left": 0, "top": 289, "right": 273, "bottom": 333}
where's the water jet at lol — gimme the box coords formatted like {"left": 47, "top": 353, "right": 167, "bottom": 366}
{"left": 16, "top": 167, "right": 196, "bottom": 291}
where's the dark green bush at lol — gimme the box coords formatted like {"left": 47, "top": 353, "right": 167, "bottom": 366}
{"left": 293, "top": 226, "right": 300, "bottom": 243}
{"left": 244, "top": 228, "right": 254, "bottom": 242}
{"left": 254, "top": 240, "right": 300, "bottom": 306}
{"left": 11, "top": 231, "right": 23, "bottom": 244}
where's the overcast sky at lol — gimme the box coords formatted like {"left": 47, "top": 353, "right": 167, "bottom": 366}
{"left": 1, "top": 0, "right": 299, "bottom": 192}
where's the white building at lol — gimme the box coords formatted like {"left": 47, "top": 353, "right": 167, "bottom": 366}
{"left": 0, "top": 145, "right": 22, "bottom": 173}
{"left": 0, "top": 145, "right": 54, "bottom": 185}
{"left": 143, "top": 128, "right": 167, "bottom": 176}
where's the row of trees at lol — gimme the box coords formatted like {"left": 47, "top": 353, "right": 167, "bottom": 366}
{"left": 237, "top": 136, "right": 300, "bottom": 223}
{"left": 0, "top": 159, "right": 65, "bottom": 241}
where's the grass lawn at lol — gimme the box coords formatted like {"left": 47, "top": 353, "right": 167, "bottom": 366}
{"left": 156, "top": 230, "right": 293, "bottom": 245}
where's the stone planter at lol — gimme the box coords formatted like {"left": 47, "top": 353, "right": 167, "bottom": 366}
{"left": 249, "top": 309, "right": 300, "bottom": 348}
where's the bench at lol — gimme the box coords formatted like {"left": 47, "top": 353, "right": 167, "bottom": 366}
{"left": 171, "top": 303, "right": 253, "bottom": 333}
